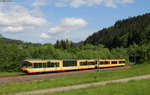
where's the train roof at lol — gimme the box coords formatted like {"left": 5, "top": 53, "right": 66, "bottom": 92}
{"left": 24, "top": 59, "right": 125, "bottom": 62}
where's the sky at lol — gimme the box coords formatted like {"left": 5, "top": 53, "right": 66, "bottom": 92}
{"left": 0, "top": 0, "right": 149, "bottom": 44}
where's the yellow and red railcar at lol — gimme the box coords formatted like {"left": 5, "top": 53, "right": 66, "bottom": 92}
{"left": 21, "top": 59, "right": 125, "bottom": 74}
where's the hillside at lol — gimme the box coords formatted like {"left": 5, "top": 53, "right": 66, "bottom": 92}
{"left": 0, "top": 34, "right": 41, "bottom": 46}
{"left": 84, "top": 13, "right": 150, "bottom": 48}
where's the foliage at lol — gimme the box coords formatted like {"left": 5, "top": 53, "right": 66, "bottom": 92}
{"left": 0, "top": 44, "right": 28, "bottom": 71}
{"left": 128, "top": 43, "right": 150, "bottom": 63}
{"left": 84, "top": 13, "right": 150, "bottom": 48}
{"left": 54, "top": 39, "right": 74, "bottom": 50}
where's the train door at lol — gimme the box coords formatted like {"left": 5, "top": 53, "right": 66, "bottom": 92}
{"left": 96, "top": 61, "right": 100, "bottom": 68}
{"left": 79, "top": 61, "right": 86, "bottom": 69}
{"left": 43, "top": 63, "right": 47, "bottom": 72}
{"left": 54, "top": 62, "right": 60, "bottom": 70}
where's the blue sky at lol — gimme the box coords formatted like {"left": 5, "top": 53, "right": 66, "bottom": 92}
{"left": 0, "top": 0, "right": 149, "bottom": 44}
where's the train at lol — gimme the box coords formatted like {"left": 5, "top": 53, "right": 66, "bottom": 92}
{"left": 21, "top": 59, "right": 125, "bottom": 74}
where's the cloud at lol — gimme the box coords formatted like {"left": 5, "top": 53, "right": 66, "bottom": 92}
{"left": 118, "top": 0, "right": 134, "bottom": 3}
{"left": 70, "top": 0, "right": 87, "bottom": 8}
{"left": 55, "top": 0, "right": 134, "bottom": 8}
{"left": 70, "top": 0, "right": 103, "bottom": 8}
{"left": 55, "top": 3, "right": 67, "bottom": 7}
{"left": 40, "top": 33, "right": 50, "bottom": 39}
{"left": 40, "top": 18, "right": 87, "bottom": 39}
{"left": 0, "top": 4, "right": 48, "bottom": 33}
{"left": 2, "top": 27, "right": 26, "bottom": 33}
{"left": 104, "top": 0, "right": 116, "bottom": 8}
{"left": 30, "top": 8, "right": 44, "bottom": 17}
{"left": 48, "top": 18, "right": 87, "bottom": 34}
{"left": 31, "top": 0, "right": 47, "bottom": 7}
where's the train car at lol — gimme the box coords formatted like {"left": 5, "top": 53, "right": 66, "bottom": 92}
{"left": 78, "top": 59, "right": 97, "bottom": 70}
{"left": 96, "top": 59, "right": 125, "bottom": 68}
{"left": 21, "top": 59, "right": 125, "bottom": 74}
{"left": 22, "top": 59, "right": 62, "bottom": 73}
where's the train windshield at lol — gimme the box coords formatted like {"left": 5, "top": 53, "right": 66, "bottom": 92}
{"left": 23, "top": 62, "right": 32, "bottom": 68}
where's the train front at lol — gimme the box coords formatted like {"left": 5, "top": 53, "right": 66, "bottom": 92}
{"left": 21, "top": 61, "right": 32, "bottom": 74}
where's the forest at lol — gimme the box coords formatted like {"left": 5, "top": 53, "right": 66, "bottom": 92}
{"left": 84, "top": 13, "right": 150, "bottom": 48}
{"left": 0, "top": 13, "right": 150, "bottom": 72}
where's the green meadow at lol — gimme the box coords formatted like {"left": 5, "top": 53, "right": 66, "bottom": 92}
{"left": 41, "top": 78, "right": 150, "bottom": 95}
{"left": 0, "top": 72, "right": 25, "bottom": 77}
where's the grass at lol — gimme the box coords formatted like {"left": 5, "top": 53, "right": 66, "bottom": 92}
{"left": 40, "top": 78, "right": 150, "bottom": 95}
{"left": 0, "top": 72, "right": 25, "bottom": 77}
{"left": 0, "top": 62, "right": 150, "bottom": 95}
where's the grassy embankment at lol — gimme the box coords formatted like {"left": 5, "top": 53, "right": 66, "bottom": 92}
{"left": 0, "top": 72, "right": 25, "bottom": 77}
{"left": 40, "top": 78, "right": 150, "bottom": 95}
{"left": 0, "top": 62, "right": 150, "bottom": 95}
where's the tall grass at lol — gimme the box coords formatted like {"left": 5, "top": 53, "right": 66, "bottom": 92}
{"left": 0, "top": 62, "right": 150, "bottom": 95}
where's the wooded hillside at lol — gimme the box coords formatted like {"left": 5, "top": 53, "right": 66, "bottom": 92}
{"left": 84, "top": 13, "right": 150, "bottom": 48}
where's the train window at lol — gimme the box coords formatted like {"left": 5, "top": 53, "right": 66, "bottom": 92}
{"left": 47, "top": 62, "right": 59, "bottom": 67}
{"left": 93, "top": 62, "right": 96, "bottom": 65}
{"left": 39, "top": 63, "right": 42, "bottom": 68}
{"left": 119, "top": 61, "right": 125, "bottom": 64}
{"left": 100, "top": 61, "right": 104, "bottom": 64}
{"left": 23, "top": 62, "right": 28, "bottom": 68}
{"left": 88, "top": 62, "right": 95, "bottom": 65}
{"left": 33, "top": 63, "right": 42, "bottom": 68}
{"left": 88, "top": 62, "right": 91, "bottom": 65}
{"left": 34, "top": 63, "right": 39, "bottom": 68}
{"left": 104, "top": 61, "right": 110, "bottom": 64}
{"left": 100, "top": 61, "right": 104, "bottom": 65}
{"left": 111, "top": 61, "right": 117, "bottom": 64}
{"left": 23, "top": 62, "right": 32, "bottom": 68}
{"left": 80, "top": 62, "right": 86, "bottom": 66}
{"left": 87, "top": 62, "right": 89, "bottom": 65}
{"left": 80, "top": 61, "right": 96, "bottom": 66}
{"left": 53, "top": 62, "right": 59, "bottom": 67}
{"left": 63, "top": 61, "right": 77, "bottom": 67}
{"left": 50, "top": 63, "right": 55, "bottom": 67}
{"left": 84, "top": 62, "right": 87, "bottom": 65}
{"left": 80, "top": 62, "right": 84, "bottom": 66}
{"left": 47, "top": 62, "right": 51, "bottom": 67}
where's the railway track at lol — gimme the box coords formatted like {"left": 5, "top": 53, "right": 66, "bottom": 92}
{"left": 0, "top": 66, "right": 130, "bottom": 85}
